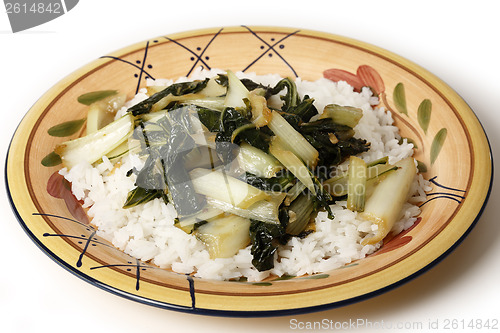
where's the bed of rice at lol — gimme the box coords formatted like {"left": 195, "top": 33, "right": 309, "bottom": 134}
{"left": 60, "top": 68, "right": 430, "bottom": 281}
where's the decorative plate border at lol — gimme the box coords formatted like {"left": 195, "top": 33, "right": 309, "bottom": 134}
{"left": 5, "top": 26, "right": 493, "bottom": 316}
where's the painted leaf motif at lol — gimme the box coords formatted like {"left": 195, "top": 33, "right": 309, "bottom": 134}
{"left": 393, "top": 83, "right": 408, "bottom": 115}
{"left": 431, "top": 128, "right": 447, "bottom": 165}
{"left": 373, "top": 217, "right": 421, "bottom": 256}
{"left": 46, "top": 171, "right": 89, "bottom": 224}
{"left": 47, "top": 118, "right": 86, "bottom": 137}
{"left": 323, "top": 68, "right": 364, "bottom": 91}
{"left": 301, "top": 274, "right": 329, "bottom": 280}
{"left": 41, "top": 151, "right": 62, "bottom": 167}
{"left": 273, "top": 275, "right": 296, "bottom": 281}
{"left": 357, "top": 65, "right": 385, "bottom": 94}
{"left": 418, "top": 99, "right": 432, "bottom": 134}
{"left": 77, "top": 90, "right": 118, "bottom": 105}
{"left": 47, "top": 171, "right": 67, "bottom": 198}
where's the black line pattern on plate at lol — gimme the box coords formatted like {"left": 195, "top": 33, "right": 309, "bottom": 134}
{"left": 90, "top": 259, "right": 155, "bottom": 291}
{"left": 100, "top": 40, "right": 156, "bottom": 94}
{"left": 95, "top": 26, "right": 301, "bottom": 96}
{"left": 163, "top": 27, "right": 224, "bottom": 77}
{"left": 37, "top": 213, "right": 115, "bottom": 267}
{"left": 36, "top": 213, "right": 196, "bottom": 294}
{"left": 241, "top": 25, "right": 300, "bottom": 76}
{"left": 186, "top": 274, "right": 196, "bottom": 309}
{"left": 160, "top": 26, "right": 300, "bottom": 77}
{"left": 419, "top": 176, "right": 466, "bottom": 207}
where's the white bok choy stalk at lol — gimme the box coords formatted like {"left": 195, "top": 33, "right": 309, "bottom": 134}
{"left": 286, "top": 193, "right": 316, "bottom": 235}
{"left": 205, "top": 191, "right": 286, "bottom": 224}
{"left": 86, "top": 92, "right": 127, "bottom": 135}
{"left": 176, "top": 206, "right": 225, "bottom": 229}
{"left": 189, "top": 168, "right": 271, "bottom": 209}
{"left": 55, "top": 114, "right": 134, "bottom": 169}
{"left": 224, "top": 70, "right": 272, "bottom": 127}
{"left": 224, "top": 70, "right": 249, "bottom": 109}
{"left": 237, "top": 142, "right": 283, "bottom": 178}
{"left": 347, "top": 156, "right": 367, "bottom": 212}
{"left": 360, "top": 157, "right": 417, "bottom": 245}
{"left": 319, "top": 104, "right": 363, "bottom": 128}
{"left": 195, "top": 215, "right": 251, "bottom": 259}
{"left": 269, "top": 136, "right": 316, "bottom": 195}
{"left": 323, "top": 156, "right": 397, "bottom": 197}
{"left": 267, "top": 110, "right": 319, "bottom": 168}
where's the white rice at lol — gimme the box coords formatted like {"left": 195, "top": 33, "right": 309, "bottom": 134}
{"left": 60, "top": 67, "right": 429, "bottom": 281}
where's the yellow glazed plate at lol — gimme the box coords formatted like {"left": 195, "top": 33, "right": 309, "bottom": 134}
{"left": 5, "top": 26, "right": 492, "bottom": 316}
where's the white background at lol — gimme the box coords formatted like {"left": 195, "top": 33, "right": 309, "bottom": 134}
{"left": 1, "top": 1, "right": 499, "bottom": 332}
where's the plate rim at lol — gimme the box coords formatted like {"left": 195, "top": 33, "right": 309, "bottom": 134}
{"left": 4, "top": 25, "right": 494, "bottom": 316}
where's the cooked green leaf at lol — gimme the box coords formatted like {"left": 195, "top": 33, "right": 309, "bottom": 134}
{"left": 128, "top": 79, "right": 209, "bottom": 115}
{"left": 129, "top": 108, "right": 206, "bottom": 215}
{"left": 243, "top": 171, "right": 295, "bottom": 192}
{"left": 250, "top": 217, "right": 288, "bottom": 271}
{"left": 196, "top": 107, "right": 221, "bottom": 132}
{"left": 215, "top": 107, "right": 270, "bottom": 165}
{"left": 123, "top": 186, "right": 166, "bottom": 208}
{"left": 269, "top": 78, "right": 300, "bottom": 113}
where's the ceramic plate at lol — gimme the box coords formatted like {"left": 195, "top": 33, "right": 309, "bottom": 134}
{"left": 5, "top": 26, "right": 492, "bottom": 316}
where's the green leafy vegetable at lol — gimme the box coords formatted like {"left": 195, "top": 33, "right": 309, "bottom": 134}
{"left": 129, "top": 107, "right": 206, "bottom": 215}
{"left": 250, "top": 217, "right": 288, "bottom": 271}
{"left": 268, "top": 110, "right": 319, "bottom": 168}
{"left": 123, "top": 186, "right": 167, "bottom": 208}
{"left": 190, "top": 168, "right": 270, "bottom": 209}
{"left": 52, "top": 70, "right": 422, "bottom": 274}
{"left": 127, "top": 79, "right": 209, "bottom": 116}
{"left": 242, "top": 171, "right": 295, "bottom": 192}
{"left": 269, "top": 78, "right": 300, "bottom": 113}
{"left": 300, "top": 118, "right": 369, "bottom": 168}
{"left": 268, "top": 78, "right": 318, "bottom": 122}
{"left": 196, "top": 107, "right": 222, "bottom": 132}
{"left": 215, "top": 74, "right": 271, "bottom": 94}
{"left": 215, "top": 107, "right": 270, "bottom": 165}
